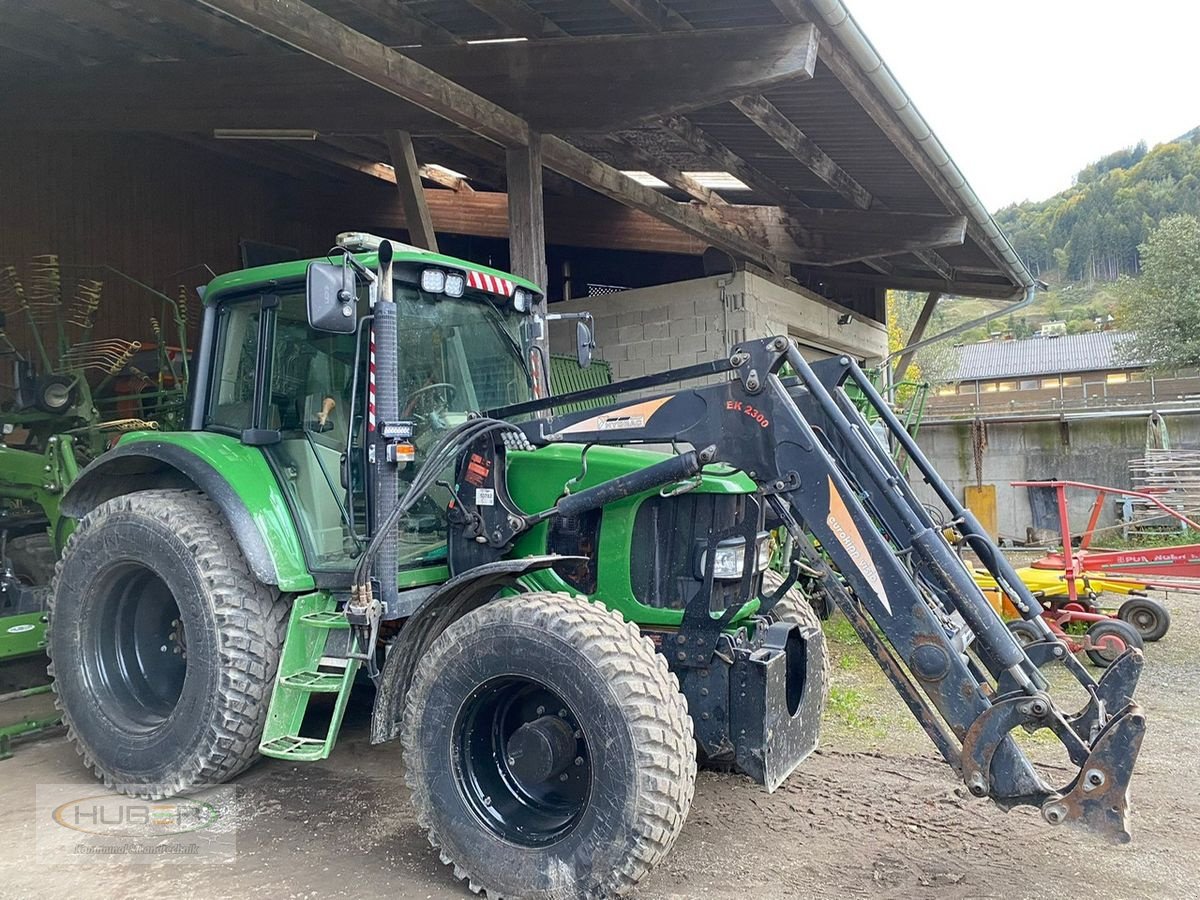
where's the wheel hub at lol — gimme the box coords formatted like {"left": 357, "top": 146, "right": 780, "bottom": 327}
{"left": 505, "top": 714, "right": 578, "bottom": 783}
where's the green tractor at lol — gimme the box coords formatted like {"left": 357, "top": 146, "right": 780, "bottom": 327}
{"left": 46, "top": 235, "right": 1144, "bottom": 897}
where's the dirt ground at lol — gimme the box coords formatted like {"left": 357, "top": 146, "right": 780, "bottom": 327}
{"left": 2, "top": 582, "right": 1198, "bottom": 900}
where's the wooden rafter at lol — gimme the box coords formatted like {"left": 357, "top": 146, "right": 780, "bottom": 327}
{"left": 464, "top": 0, "right": 567, "bottom": 38}
{"left": 195, "top": 0, "right": 783, "bottom": 271}
{"left": 606, "top": 0, "right": 692, "bottom": 33}
{"left": 418, "top": 164, "right": 473, "bottom": 193}
{"left": 131, "top": 0, "right": 275, "bottom": 55}
{"left": 334, "top": 0, "right": 463, "bottom": 45}
{"left": 604, "top": 135, "right": 727, "bottom": 206}
{"left": 772, "top": 0, "right": 1022, "bottom": 290}
{"left": 3, "top": 27, "right": 818, "bottom": 135}
{"left": 385, "top": 130, "right": 439, "bottom": 251}
{"left": 658, "top": 115, "right": 807, "bottom": 207}
{"left": 41, "top": 0, "right": 197, "bottom": 60}
{"left": 913, "top": 249, "right": 954, "bottom": 281}
{"left": 730, "top": 94, "right": 872, "bottom": 210}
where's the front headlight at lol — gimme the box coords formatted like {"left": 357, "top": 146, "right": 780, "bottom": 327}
{"left": 699, "top": 534, "right": 771, "bottom": 581}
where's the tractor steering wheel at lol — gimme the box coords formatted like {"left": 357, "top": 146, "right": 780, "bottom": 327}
{"left": 404, "top": 382, "right": 457, "bottom": 423}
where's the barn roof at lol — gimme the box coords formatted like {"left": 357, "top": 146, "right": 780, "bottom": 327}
{"left": 0, "top": 0, "right": 1034, "bottom": 302}
{"left": 953, "top": 332, "right": 1142, "bottom": 381}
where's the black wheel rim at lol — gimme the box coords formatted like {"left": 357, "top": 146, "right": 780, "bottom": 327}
{"left": 453, "top": 676, "right": 592, "bottom": 847}
{"left": 1127, "top": 607, "right": 1158, "bottom": 634}
{"left": 82, "top": 562, "right": 187, "bottom": 730}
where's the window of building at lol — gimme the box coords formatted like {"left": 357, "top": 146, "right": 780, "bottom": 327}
{"left": 1062, "top": 376, "right": 1082, "bottom": 387}
{"left": 1106, "top": 372, "right": 1129, "bottom": 384}
{"left": 936, "top": 385, "right": 957, "bottom": 396}
{"left": 1041, "top": 377, "right": 1060, "bottom": 389}
{"left": 996, "top": 381, "right": 1017, "bottom": 392}
{"left": 980, "top": 382, "right": 997, "bottom": 393}
{"left": 1020, "top": 379, "right": 1039, "bottom": 390}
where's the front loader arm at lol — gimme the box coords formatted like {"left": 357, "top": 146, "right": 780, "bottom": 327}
{"left": 490, "top": 335, "right": 1145, "bottom": 842}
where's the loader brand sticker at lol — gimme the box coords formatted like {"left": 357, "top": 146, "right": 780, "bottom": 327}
{"left": 825, "top": 477, "right": 891, "bottom": 614}
{"left": 559, "top": 397, "right": 672, "bottom": 436}
{"left": 725, "top": 399, "right": 770, "bottom": 428}
{"left": 6, "top": 623, "right": 35, "bottom": 634}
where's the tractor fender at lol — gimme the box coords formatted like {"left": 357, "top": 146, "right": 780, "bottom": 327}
{"left": 60, "top": 441, "right": 306, "bottom": 589}
{"left": 370, "top": 555, "right": 584, "bottom": 745}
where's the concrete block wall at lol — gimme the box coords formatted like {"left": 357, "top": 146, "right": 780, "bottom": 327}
{"left": 548, "top": 271, "right": 888, "bottom": 382}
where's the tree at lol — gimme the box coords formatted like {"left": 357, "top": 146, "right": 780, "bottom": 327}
{"left": 1116, "top": 214, "right": 1200, "bottom": 369}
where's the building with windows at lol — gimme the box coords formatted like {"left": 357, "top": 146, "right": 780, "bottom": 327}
{"left": 928, "top": 331, "right": 1200, "bottom": 421}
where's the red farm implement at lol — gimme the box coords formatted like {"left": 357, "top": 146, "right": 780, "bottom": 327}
{"left": 1011, "top": 479, "right": 1200, "bottom": 653}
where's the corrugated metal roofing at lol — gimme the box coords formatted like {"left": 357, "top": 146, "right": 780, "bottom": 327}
{"left": 954, "top": 332, "right": 1142, "bottom": 381}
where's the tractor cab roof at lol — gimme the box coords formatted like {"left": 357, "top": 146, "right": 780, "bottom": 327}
{"left": 202, "top": 249, "right": 543, "bottom": 305}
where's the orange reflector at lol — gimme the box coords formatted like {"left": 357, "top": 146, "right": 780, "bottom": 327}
{"left": 394, "top": 441, "right": 415, "bottom": 462}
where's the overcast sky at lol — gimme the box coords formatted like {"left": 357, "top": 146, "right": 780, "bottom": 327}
{"left": 844, "top": 0, "right": 1200, "bottom": 211}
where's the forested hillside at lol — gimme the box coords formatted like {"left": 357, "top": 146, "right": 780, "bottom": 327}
{"left": 994, "top": 131, "right": 1200, "bottom": 283}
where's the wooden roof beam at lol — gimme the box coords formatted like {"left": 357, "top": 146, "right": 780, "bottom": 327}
{"left": 131, "top": 0, "right": 277, "bottom": 55}
{"left": 540, "top": 136, "right": 784, "bottom": 272}
{"left": 41, "top": 0, "right": 199, "bottom": 60}
{"left": 731, "top": 94, "right": 872, "bottom": 210}
{"left": 913, "top": 249, "right": 954, "bottom": 281}
{"left": 659, "top": 115, "right": 807, "bottom": 208}
{"left": 437, "top": 135, "right": 582, "bottom": 196}
{"left": 196, "top": 0, "right": 531, "bottom": 147}
{"left": 464, "top": 0, "right": 568, "bottom": 38}
{"left": 386, "top": 130, "right": 439, "bottom": 251}
{"left": 606, "top": 0, "right": 692, "bottom": 33}
{"left": 418, "top": 164, "right": 474, "bottom": 193}
{"left": 708, "top": 207, "right": 967, "bottom": 266}
{"left": 195, "top": 0, "right": 779, "bottom": 269}
{"left": 604, "top": 135, "right": 727, "bottom": 206}
{"left": 338, "top": 0, "right": 463, "bottom": 45}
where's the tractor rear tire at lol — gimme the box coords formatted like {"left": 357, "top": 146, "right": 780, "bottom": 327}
{"left": 402, "top": 592, "right": 696, "bottom": 899}
{"left": 47, "top": 489, "right": 287, "bottom": 798}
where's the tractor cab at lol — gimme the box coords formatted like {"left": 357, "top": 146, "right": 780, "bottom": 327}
{"left": 199, "top": 238, "right": 544, "bottom": 578}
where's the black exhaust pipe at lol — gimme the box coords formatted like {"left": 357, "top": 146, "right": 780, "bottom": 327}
{"left": 372, "top": 240, "right": 399, "bottom": 613}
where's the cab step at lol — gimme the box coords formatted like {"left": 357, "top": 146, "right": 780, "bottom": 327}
{"left": 259, "top": 593, "right": 360, "bottom": 762}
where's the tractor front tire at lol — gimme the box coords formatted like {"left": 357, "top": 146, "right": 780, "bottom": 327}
{"left": 402, "top": 592, "right": 696, "bottom": 899}
{"left": 47, "top": 489, "right": 286, "bottom": 798}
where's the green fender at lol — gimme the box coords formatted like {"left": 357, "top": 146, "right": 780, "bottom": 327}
{"left": 60, "top": 431, "right": 315, "bottom": 592}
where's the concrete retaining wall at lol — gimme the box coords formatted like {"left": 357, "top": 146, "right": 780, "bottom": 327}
{"left": 912, "top": 414, "right": 1200, "bottom": 542}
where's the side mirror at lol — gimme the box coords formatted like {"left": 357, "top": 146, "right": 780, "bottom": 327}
{"left": 306, "top": 260, "right": 357, "bottom": 334}
{"left": 576, "top": 317, "right": 596, "bottom": 369}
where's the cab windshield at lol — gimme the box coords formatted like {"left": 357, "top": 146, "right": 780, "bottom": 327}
{"left": 206, "top": 276, "right": 534, "bottom": 573}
